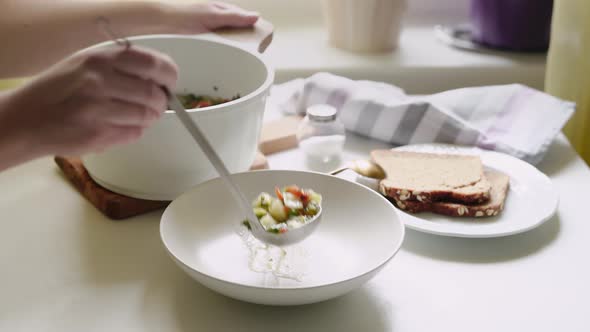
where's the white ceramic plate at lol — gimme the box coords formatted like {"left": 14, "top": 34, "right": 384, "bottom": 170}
{"left": 391, "top": 144, "right": 558, "bottom": 238}
{"left": 160, "top": 170, "right": 405, "bottom": 306}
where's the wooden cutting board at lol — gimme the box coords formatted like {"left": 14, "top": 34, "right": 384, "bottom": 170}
{"left": 55, "top": 113, "right": 302, "bottom": 220}
{"left": 258, "top": 115, "right": 302, "bottom": 155}
{"left": 56, "top": 151, "right": 268, "bottom": 220}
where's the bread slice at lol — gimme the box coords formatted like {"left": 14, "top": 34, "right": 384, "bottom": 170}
{"left": 372, "top": 150, "right": 491, "bottom": 204}
{"left": 390, "top": 171, "right": 510, "bottom": 218}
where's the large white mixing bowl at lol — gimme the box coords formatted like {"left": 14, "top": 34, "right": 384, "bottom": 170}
{"left": 81, "top": 35, "right": 274, "bottom": 200}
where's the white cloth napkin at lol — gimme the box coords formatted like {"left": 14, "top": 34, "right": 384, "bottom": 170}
{"left": 271, "top": 72, "right": 575, "bottom": 164}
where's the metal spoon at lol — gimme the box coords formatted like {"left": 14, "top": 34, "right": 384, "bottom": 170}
{"left": 330, "top": 159, "right": 387, "bottom": 180}
{"left": 168, "top": 97, "right": 321, "bottom": 246}
{"left": 98, "top": 18, "right": 317, "bottom": 246}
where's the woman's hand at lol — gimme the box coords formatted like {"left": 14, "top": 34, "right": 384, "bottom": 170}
{"left": 0, "top": 46, "right": 178, "bottom": 171}
{"left": 0, "top": 1, "right": 259, "bottom": 78}
{"left": 165, "top": 1, "right": 260, "bottom": 34}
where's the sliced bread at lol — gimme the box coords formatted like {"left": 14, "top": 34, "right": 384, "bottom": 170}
{"left": 390, "top": 171, "right": 510, "bottom": 218}
{"left": 372, "top": 150, "right": 491, "bottom": 204}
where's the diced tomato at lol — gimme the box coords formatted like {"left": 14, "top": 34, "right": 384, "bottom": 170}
{"left": 196, "top": 100, "right": 212, "bottom": 108}
{"left": 275, "top": 187, "right": 284, "bottom": 202}
{"left": 300, "top": 192, "right": 310, "bottom": 206}
{"left": 279, "top": 228, "right": 288, "bottom": 234}
{"left": 284, "top": 185, "right": 300, "bottom": 192}
{"left": 285, "top": 186, "right": 302, "bottom": 198}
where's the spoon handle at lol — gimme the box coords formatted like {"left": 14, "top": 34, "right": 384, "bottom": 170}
{"left": 329, "top": 166, "right": 349, "bottom": 176}
{"left": 167, "top": 96, "right": 262, "bottom": 233}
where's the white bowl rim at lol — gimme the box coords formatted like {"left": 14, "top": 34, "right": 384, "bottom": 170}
{"left": 82, "top": 34, "right": 275, "bottom": 115}
{"left": 159, "top": 169, "right": 406, "bottom": 291}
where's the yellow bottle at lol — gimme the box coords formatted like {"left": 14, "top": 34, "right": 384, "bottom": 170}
{"left": 545, "top": 0, "right": 590, "bottom": 163}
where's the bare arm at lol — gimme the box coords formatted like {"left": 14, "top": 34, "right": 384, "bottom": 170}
{"left": 0, "top": 0, "right": 258, "bottom": 171}
{"left": 0, "top": 0, "right": 258, "bottom": 78}
{"left": 0, "top": 45, "right": 178, "bottom": 172}
{"left": 0, "top": 90, "right": 36, "bottom": 171}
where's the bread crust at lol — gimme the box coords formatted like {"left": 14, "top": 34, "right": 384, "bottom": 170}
{"left": 379, "top": 184, "right": 490, "bottom": 204}
{"left": 372, "top": 150, "right": 492, "bottom": 204}
{"left": 387, "top": 171, "right": 510, "bottom": 218}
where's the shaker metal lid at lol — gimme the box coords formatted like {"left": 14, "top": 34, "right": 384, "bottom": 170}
{"left": 306, "top": 104, "right": 337, "bottom": 121}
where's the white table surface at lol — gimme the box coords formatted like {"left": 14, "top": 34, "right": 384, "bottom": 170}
{"left": 1, "top": 124, "right": 589, "bottom": 331}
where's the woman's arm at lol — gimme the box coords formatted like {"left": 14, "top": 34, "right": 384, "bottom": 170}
{"left": 0, "top": 90, "right": 37, "bottom": 171}
{"left": 0, "top": 45, "right": 179, "bottom": 172}
{"left": 0, "top": 0, "right": 258, "bottom": 78}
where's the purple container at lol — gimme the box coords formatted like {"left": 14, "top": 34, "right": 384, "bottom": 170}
{"left": 470, "top": 0, "right": 553, "bottom": 51}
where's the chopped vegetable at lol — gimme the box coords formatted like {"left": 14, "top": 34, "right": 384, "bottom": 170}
{"left": 269, "top": 198, "right": 288, "bottom": 222}
{"left": 283, "top": 192, "right": 303, "bottom": 210}
{"left": 242, "top": 220, "right": 252, "bottom": 230}
{"left": 176, "top": 93, "right": 240, "bottom": 109}
{"left": 253, "top": 207, "right": 267, "bottom": 218}
{"left": 284, "top": 185, "right": 302, "bottom": 197}
{"left": 252, "top": 192, "right": 272, "bottom": 209}
{"left": 309, "top": 190, "right": 322, "bottom": 204}
{"left": 275, "top": 187, "right": 284, "bottom": 202}
{"left": 248, "top": 185, "right": 322, "bottom": 234}
{"left": 260, "top": 214, "right": 279, "bottom": 229}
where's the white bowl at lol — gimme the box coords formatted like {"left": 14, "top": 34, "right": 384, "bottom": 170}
{"left": 160, "top": 170, "right": 405, "bottom": 306}
{"left": 81, "top": 35, "right": 274, "bottom": 200}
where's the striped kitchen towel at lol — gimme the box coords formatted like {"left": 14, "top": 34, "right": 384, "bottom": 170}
{"left": 271, "top": 72, "right": 575, "bottom": 164}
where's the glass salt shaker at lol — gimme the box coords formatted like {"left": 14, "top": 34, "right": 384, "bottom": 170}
{"left": 296, "top": 104, "right": 346, "bottom": 164}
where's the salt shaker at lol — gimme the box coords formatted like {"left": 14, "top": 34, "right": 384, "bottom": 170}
{"left": 296, "top": 104, "right": 346, "bottom": 163}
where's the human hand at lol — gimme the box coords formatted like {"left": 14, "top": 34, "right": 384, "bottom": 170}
{"left": 164, "top": 1, "right": 260, "bottom": 34}
{"left": 0, "top": 45, "right": 178, "bottom": 161}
